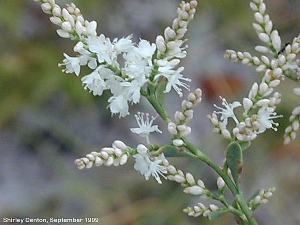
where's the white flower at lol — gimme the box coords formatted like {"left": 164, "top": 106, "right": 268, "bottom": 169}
{"left": 214, "top": 97, "right": 241, "bottom": 126}
{"left": 108, "top": 94, "right": 129, "bottom": 118}
{"left": 134, "top": 39, "right": 156, "bottom": 65}
{"left": 113, "top": 35, "right": 134, "bottom": 54}
{"left": 59, "top": 53, "right": 81, "bottom": 76}
{"left": 133, "top": 145, "right": 166, "bottom": 184}
{"left": 155, "top": 66, "right": 191, "bottom": 97}
{"left": 130, "top": 112, "right": 162, "bottom": 144}
{"left": 81, "top": 66, "right": 112, "bottom": 96}
{"left": 73, "top": 41, "right": 97, "bottom": 69}
{"left": 121, "top": 79, "right": 146, "bottom": 104}
{"left": 87, "top": 34, "right": 114, "bottom": 65}
{"left": 85, "top": 20, "right": 97, "bottom": 37}
{"left": 123, "top": 47, "right": 153, "bottom": 79}
{"left": 256, "top": 107, "right": 281, "bottom": 133}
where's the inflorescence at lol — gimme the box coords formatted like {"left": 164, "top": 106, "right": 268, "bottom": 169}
{"left": 35, "top": 0, "right": 300, "bottom": 222}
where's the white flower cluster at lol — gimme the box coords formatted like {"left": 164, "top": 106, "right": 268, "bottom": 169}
{"left": 74, "top": 140, "right": 129, "bottom": 169}
{"left": 154, "top": 0, "right": 198, "bottom": 97}
{"left": 36, "top": 0, "right": 198, "bottom": 117}
{"left": 74, "top": 110, "right": 166, "bottom": 182}
{"left": 208, "top": 71, "right": 282, "bottom": 141}
{"left": 168, "top": 88, "right": 202, "bottom": 146}
{"left": 210, "top": 0, "right": 300, "bottom": 142}
{"left": 133, "top": 144, "right": 168, "bottom": 184}
{"left": 248, "top": 187, "right": 276, "bottom": 210}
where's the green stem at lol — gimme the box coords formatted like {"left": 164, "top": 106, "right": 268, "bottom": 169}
{"left": 183, "top": 138, "right": 238, "bottom": 194}
{"left": 141, "top": 84, "right": 170, "bottom": 123}
{"left": 235, "top": 191, "right": 258, "bottom": 225}
{"left": 183, "top": 138, "right": 258, "bottom": 225}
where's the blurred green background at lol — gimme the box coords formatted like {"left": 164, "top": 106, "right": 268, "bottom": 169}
{"left": 0, "top": 0, "right": 299, "bottom": 224}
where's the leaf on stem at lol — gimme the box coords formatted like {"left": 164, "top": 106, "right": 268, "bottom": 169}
{"left": 226, "top": 142, "right": 243, "bottom": 184}
{"left": 208, "top": 209, "right": 230, "bottom": 220}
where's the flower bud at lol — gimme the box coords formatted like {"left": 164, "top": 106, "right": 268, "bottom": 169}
{"left": 254, "top": 12, "right": 264, "bottom": 24}
{"left": 167, "top": 122, "right": 177, "bottom": 135}
{"left": 61, "top": 21, "right": 72, "bottom": 32}
{"left": 185, "top": 173, "right": 195, "bottom": 185}
{"left": 113, "top": 140, "right": 127, "bottom": 150}
{"left": 258, "top": 33, "right": 270, "bottom": 43}
{"left": 164, "top": 27, "right": 176, "bottom": 40}
{"left": 209, "top": 204, "right": 219, "bottom": 211}
{"left": 41, "top": 3, "right": 52, "bottom": 14}
{"left": 177, "top": 124, "right": 191, "bottom": 136}
{"left": 174, "top": 174, "right": 185, "bottom": 183}
{"left": 243, "top": 97, "right": 253, "bottom": 113}
{"left": 167, "top": 165, "right": 177, "bottom": 174}
{"left": 270, "top": 30, "right": 281, "bottom": 52}
{"left": 217, "top": 177, "right": 225, "bottom": 190}
{"left": 137, "top": 144, "right": 148, "bottom": 154}
{"left": 120, "top": 155, "right": 128, "bottom": 165}
{"left": 173, "top": 139, "right": 184, "bottom": 146}
{"left": 183, "top": 186, "right": 204, "bottom": 195}
{"left": 52, "top": 5, "right": 62, "bottom": 17}
{"left": 255, "top": 46, "right": 269, "bottom": 53}
{"left": 50, "top": 16, "right": 62, "bottom": 25}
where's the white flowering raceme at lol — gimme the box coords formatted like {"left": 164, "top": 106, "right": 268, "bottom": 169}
{"left": 36, "top": 0, "right": 200, "bottom": 118}
{"left": 37, "top": 0, "right": 300, "bottom": 223}
{"left": 130, "top": 112, "right": 162, "bottom": 144}
{"left": 74, "top": 140, "right": 129, "bottom": 169}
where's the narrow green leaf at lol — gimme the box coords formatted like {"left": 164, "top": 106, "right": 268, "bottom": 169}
{"left": 238, "top": 140, "right": 251, "bottom": 151}
{"left": 208, "top": 209, "right": 229, "bottom": 220}
{"left": 160, "top": 145, "right": 190, "bottom": 157}
{"left": 226, "top": 142, "right": 243, "bottom": 183}
{"left": 156, "top": 79, "right": 167, "bottom": 104}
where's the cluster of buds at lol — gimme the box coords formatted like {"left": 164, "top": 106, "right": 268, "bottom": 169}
{"left": 74, "top": 140, "right": 129, "bottom": 169}
{"left": 213, "top": 0, "right": 300, "bottom": 142}
{"left": 166, "top": 165, "right": 206, "bottom": 196}
{"left": 287, "top": 38, "right": 300, "bottom": 79}
{"left": 250, "top": 0, "right": 281, "bottom": 55}
{"left": 168, "top": 88, "right": 202, "bottom": 146}
{"left": 153, "top": 0, "right": 198, "bottom": 97}
{"left": 284, "top": 105, "right": 300, "bottom": 144}
{"left": 183, "top": 202, "right": 219, "bottom": 218}
{"left": 234, "top": 70, "right": 282, "bottom": 141}
{"left": 248, "top": 187, "right": 276, "bottom": 210}
{"left": 155, "top": 0, "right": 198, "bottom": 62}
{"left": 225, "top": 0, "right": 300, "bottom": 79}
{"left": 35, "top": 0, "right": 97, "bottom": 40}
{"left": 209, "top": 70, "right": 282, "bottom": 141}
